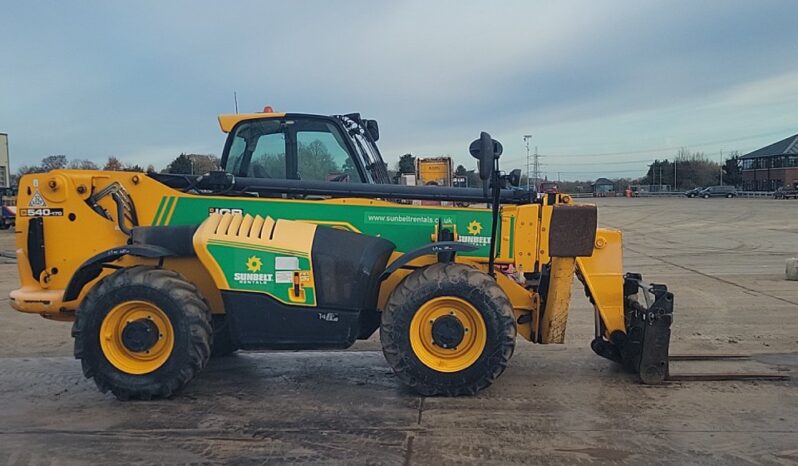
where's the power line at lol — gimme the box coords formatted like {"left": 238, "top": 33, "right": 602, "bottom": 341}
{"left": 548, "top": 158, "right": 652, "bottom": 166}
{"left": 555, "top": 168, "right": 646, "bottom": 175}
{"left": 543, "top": 144, "right": 761, "bottom": 168}
{"left": 502, "top": 128, "right": 794, "bottom": 163}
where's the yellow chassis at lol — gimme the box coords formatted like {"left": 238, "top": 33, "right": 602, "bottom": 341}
{"left": 10, "top": 170, "right": 627, "bottom": 344}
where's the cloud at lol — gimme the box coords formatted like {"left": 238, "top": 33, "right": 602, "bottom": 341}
{"left": 1, "top": 0, "right": 797, "bottom": 180}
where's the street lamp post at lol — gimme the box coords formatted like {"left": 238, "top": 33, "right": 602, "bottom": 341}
{"left": 523, "top": 135, "right": 533, "bottom": 190}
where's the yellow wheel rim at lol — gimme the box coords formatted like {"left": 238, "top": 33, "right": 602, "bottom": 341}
{"left": 409, "top": 296, "right": 487, "bottom": 373}
{"left": 99, "top": 301, "right": 174, "bottom": 375}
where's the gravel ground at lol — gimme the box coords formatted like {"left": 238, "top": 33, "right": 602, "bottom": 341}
{"left": 0, "top": 196, "right": 796, "bottom": 464}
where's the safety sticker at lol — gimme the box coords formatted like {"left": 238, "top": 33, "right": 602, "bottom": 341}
{"left": 275, "top": 271, "right": 294, "bottom": 284}
{"left": 275, "top": 256, "right": 299, "bottom": 270}
{"left": 28, "top": 191, "right": 46, "bottom": 208}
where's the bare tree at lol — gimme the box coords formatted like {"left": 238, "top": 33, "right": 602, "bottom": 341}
{"left": 103, "top": 156, "right": 125, "bottom": 171}
{"left": 40, "top": 155, "right": 68, "bottom": 171}
{"left": 67, "top": 159, "right": 99, "bottom": 170}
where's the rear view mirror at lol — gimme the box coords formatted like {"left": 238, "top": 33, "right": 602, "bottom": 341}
{"left": 365, "top": 120, "right": 380, "bottom": 141}
{"left": 469, "top": 132, "right": 502, "bottom": 196}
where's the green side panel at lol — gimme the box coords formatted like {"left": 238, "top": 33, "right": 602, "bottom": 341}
{"left": 206, "top": 242, "right": 316, "bottom": 306}
{"left": 167, "top": 197, "right": 501, "bottom": 257}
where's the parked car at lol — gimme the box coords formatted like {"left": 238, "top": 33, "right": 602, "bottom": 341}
{"left": 699, "top": 185, "right": 737, "bottom": 198}
{"left": 0, "top": 205, "right": 15, "bottom": 230}
{"left": 774, "top": 186, "right": 798, "bottom": 199}
{"left": 684, "top": 187, "right": 703, "bottom": 198}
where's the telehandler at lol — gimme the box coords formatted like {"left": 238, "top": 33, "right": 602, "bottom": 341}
{"left": 10, "top": 110, "right": 673, "bottom": 399}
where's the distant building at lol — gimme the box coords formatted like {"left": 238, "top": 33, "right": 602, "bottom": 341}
{"left": 592, "top": 177, "right": 615, "bottom": 195}
{"left": 740, "top": 134, "right": 798, "bottom": 191}
{"left": 0, "top": 133, "right": 9, "bottom": 188}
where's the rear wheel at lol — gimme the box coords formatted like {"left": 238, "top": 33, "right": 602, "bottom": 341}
{"left": 703, "top": 194, "right": 710, "bottom": 198}
{"left": 72, "top": 266, "right": 212, "bottom": 400}
{"left": 726, "top": 193, "right": 733, "bottom": 198}
{"left": 380, "top": 263, "right": 516, "bottom": 396}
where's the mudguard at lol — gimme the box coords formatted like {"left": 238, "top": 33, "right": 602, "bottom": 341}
{"left": 62, "top": 244, "right": 176, "bottom": 302}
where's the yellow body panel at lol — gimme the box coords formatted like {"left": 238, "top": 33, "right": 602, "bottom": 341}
{"left": 193, "top": 213, "right": 318, "bottom": 305}
{"left": 494, "top": 272, "right": 537, "bottom": 341}
{"left": 512, "top": 204, "right": 539, "bottom": 274}
{"left": 10, "top": 168, "right": 627, "bottom": 350}
{"left": 218, "top": 112, "right": 287, "bottom": 133}
{"left": 576, "top": 228, "right": 626, "bottom": 337}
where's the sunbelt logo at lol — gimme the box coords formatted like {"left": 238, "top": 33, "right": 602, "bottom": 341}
{"left": 459, "top": 220, "right": 491, "bottom": 247}
{"left": 234, "top": 255, "right": 274, "bottom": 284}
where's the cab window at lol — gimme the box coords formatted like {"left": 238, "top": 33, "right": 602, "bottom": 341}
{"left": 225, "top": 119, "right": 286, "bottom": 178}
{"left": 249, "top": 131, "right": 286, "bottom": 178}
{"left": 223, "top": 117, "right": 362, "bottom": 182}
{"left": 295, "top": 120, "right": 361, "bottom": 183}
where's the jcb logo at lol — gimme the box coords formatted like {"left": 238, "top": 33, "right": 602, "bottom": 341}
{"left": 208, "top": 207, "right": 243, "bottom": 216}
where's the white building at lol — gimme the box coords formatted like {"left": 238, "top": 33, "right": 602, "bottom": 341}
{"left": 0, "top": 133, "right": 9, "bottom": 188}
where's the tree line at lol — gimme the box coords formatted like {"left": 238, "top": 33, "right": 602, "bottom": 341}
{"left": 642, "top": 149, "right": 742, "bottom": 190}
{"left": 396, "top": 149, "right": 745, "bottom": 191}
{"left": 14, "top": 153, "right": 220, "bottom": 186}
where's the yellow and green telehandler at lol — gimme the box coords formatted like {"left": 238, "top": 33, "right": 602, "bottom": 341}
{"left": 10, "top": 110, "right": 673, "bottom": 399}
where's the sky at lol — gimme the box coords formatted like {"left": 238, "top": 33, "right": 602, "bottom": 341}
{"left": 1, "top": 0, "right": 797, "bottom": 180}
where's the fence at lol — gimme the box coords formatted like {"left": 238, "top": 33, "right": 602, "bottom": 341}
{"left": 569, "top": 191, "right": 777, "bottom": 199}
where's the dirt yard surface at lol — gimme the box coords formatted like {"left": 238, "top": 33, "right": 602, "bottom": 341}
{"left": 1, "top": 197, "right": 797, "bottom": 464}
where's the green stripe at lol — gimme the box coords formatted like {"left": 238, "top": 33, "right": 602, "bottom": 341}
{"left": 207, "top": 239, "right": 309, "bottom": 257}
{"left": 508, "top": 217, "right": 515, "bottom": 257}
{"left": 158, "top": 197, "right": 175, "bottom": 225}
{"left": 151, "top": 197, "right": 167, "bottom": 226}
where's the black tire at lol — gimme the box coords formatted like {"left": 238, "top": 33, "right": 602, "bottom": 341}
{"left": 380, "top": 263, "right": 516, "bottom": 396}
{"left": 72, "top": 266, "right": 212, "bottom": 400}
{"left": 211, "top": 314, "right": 239, "bottom": 357}
{"left": 703, "top": 194, "right": 710, "bottom": 199}
{"left": 726, "top": 193, "right": 733, "bottom": 198}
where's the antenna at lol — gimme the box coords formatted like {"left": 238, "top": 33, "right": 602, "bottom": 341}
{"left": 234, "top": 91, "right": 239, "bottom": 114}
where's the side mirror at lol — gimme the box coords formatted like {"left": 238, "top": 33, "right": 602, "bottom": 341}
{"left": 507, "top": 168, "right": 521, "bottom": 187}
{"left": 469, "top": 132, "right": 503, "bottom": 196}
{"left": 365, "top": 120, "right": 380, "bottom": 141}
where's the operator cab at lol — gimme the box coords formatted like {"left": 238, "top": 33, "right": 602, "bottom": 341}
{"left": 219, "top": 110, "right": 390, "bottom": 184}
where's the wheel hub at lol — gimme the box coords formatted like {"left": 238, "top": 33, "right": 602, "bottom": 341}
{"left": 431, "top": 314, "right": 465, "bottom": 349}
{"left": 121, "top": 318, "right": 160, "bottom": 353}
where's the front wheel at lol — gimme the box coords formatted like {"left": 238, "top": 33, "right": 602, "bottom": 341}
{"left": 703, "top": 194, "right": 710, "bottom": 199}
{"left": 380, "top": 263, "right": 516, "bottom": 396}
{"left": 726, "top": 193, "right": 733, "bottom": 198}
{"left": 72, "top": 266, "right": 212, "bottom": 400}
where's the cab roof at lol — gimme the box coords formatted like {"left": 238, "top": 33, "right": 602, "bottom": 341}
{"left": 217, "top": 112, "right": 287, "bottom": 133}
